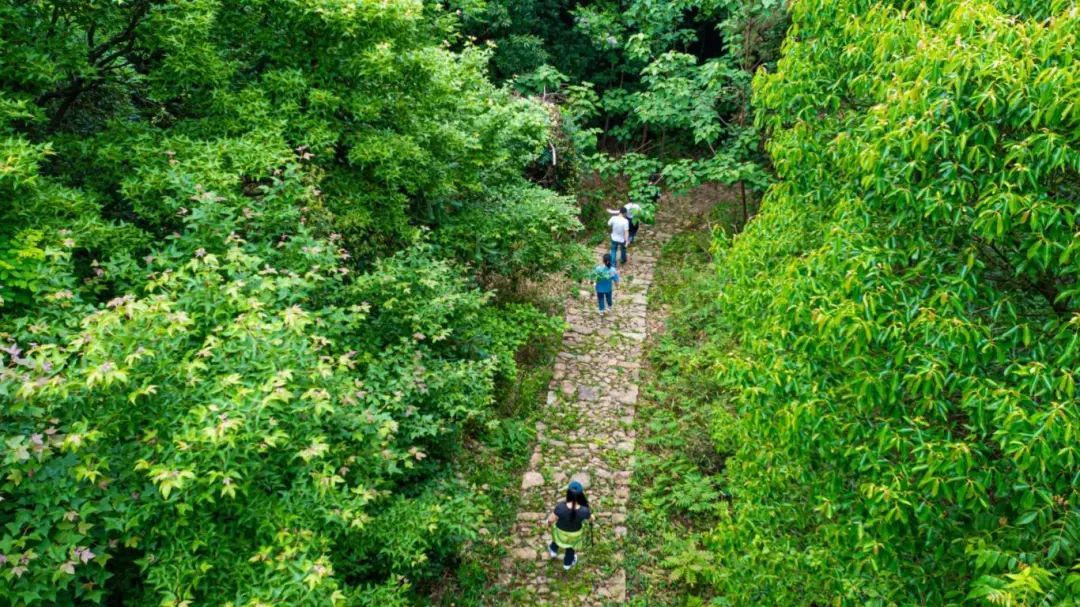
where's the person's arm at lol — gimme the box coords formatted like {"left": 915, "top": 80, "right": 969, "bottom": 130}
{"left": 544, "top": 501, "right": 561, "bottom": 524}
{"left": 544, "top": 502, "right": 561, "bottom": 526}
{"left": 606, "top": 208, "right": 620, "bottom": 215}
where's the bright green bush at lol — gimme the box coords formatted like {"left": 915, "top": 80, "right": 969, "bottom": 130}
{"left": 0, "top": 1, "right": 576, "bottom": 604}
{"left": 1, "top": 0, "right": 583, "bottom": 294}
{"left": 0, "top": 211, "right": 554, "bottom": 605}
{"left": 666, "top": 0, "right": 1079, "bottom": 604}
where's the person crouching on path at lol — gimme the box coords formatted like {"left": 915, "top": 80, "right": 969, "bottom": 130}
{"left": 546, "top": 481, "right": 592, "bottom": 570}
{"left": 607, "top": 207, "right": 630, "bottom": 267}
{"left": 593, "top": 253, "right": 620, "bottom": 317}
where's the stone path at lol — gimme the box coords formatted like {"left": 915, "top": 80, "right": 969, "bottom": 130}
{"left": 496, "top": 208, "right": 674, "bottom": 605}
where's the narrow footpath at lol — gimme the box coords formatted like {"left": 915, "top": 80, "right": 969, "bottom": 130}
{"left": 497, "top": 203, "right": 675, "bottom": 605}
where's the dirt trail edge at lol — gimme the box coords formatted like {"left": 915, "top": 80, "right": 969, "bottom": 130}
{"left": 496, "top": 202, "right": 677, "bottom": 606}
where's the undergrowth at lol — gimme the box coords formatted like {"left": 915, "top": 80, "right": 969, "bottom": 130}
{"left": 626, "top": 197, "right": 741, "bottom": 606}
{"left": 429, "top": 325, "right": 564, "bottom": 606}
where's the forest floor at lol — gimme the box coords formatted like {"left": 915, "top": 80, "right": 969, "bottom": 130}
{"left": 488, "top": 185, "right": 725, "bottom": 605}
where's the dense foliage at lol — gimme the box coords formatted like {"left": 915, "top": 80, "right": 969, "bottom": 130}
{"left": 454, "top": 0, "right": 787, "bottom": 217}
{"left": 651, "top": 0, "right": 1080, "bottom": 605}
{"left": 0, "top": 1, "right": 577, "bottom": 604}
{"left": 6, "top": 0, "right": 1077, "bottom": 605}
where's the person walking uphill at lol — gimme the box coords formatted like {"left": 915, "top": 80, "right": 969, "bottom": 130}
{"left": 606, "top": 203, "right": 642, "bottom": 245}
{"left": 545, "top": 481, "right": 592, "bottom": 570}
{"left": 608, "top": 207, "right": 630, "bottom": 267}
{"left": 593, "top": 253, "right": 620, "bottom": 317}
{"left": 626, "top": 203, "right": 642, "bottom": 245}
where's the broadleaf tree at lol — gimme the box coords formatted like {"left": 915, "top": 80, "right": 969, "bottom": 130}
{"left": 656, "top": 0, "right": 1080, "bottom": 604}
{"left": 0, "top": 1, "right": 581, "bottom": 605}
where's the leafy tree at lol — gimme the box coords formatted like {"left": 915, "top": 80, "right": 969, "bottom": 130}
{"left": 452, "top": 0, "right": 787, "bottom": 222}
{"left": 657, "top": 0, "right": 1080, "bottom": 604}
{"left": 1, "top": 0, "right": 583, "bottom": 296}
{"left": 0, "top": 1, "right": 578, "bottom": 604}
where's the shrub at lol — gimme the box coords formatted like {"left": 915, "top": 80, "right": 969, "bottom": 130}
{"left": 667, "top": 0, "right": 1080, "bottom": 604}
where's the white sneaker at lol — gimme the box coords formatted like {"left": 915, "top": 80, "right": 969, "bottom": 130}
{"left": 547, "top": 545, "right": 559, "bottom": 559}
{"left": 563, "top": 554, "right": 578, "bottom": 570}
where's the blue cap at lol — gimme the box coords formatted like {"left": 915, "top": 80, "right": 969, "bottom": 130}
{"left": 568, "top": 480, "right": 584, "bottom": 492}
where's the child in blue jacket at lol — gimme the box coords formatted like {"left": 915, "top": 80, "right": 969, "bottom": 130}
{"left": 593, "top": 253, "right": 620, "bottom": 316}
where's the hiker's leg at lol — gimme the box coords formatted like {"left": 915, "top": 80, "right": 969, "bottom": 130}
{"left": 619, "top": 241, "right": 628, "bottom": 265}
{"left": 564, "top": 547, "right": 576, "bottom": 568}
{"left": 604, "top": 292, "right": 612, "bottom": 310}
{"left": 596, "top": 291, "right": 606, "bottom": 312}
{"left": 609, "top": 240, "right": 619, "bottom": 268}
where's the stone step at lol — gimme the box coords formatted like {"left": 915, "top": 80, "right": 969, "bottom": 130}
{"left": 500, "top": 218, "right": 676, "bottom": 604}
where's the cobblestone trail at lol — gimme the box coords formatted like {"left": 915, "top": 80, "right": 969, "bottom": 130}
{"left": 497, "top": 209, "right": 675, "bottom": 605}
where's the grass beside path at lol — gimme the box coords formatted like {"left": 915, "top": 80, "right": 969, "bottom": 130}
{"left": 624, "top": 187, "right": 745, "bottom": 606}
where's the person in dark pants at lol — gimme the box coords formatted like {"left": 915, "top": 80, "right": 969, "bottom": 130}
{"left": 607, "top": 208, "right": 629, "bottom": 268}
{"left": 546, "top": 480, "right": 592, "bottom": 570}
{"left": 593, "top": 253, "right": 620, "bottom": 317}
{"left": 608, "top": 202, "right": 643, "bottom": 245}
{"left": 624, "top": 203, "right": 641, "bottom": 245}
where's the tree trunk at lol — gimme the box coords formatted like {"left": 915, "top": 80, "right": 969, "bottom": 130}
{"left": 740, "top": 181, "right": 748, "bottom": 228}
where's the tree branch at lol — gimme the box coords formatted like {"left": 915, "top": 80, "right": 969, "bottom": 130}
{"left": 38, "top": 1, "right": 153, "bottom": 132}
{"left": 978, "top": 237, "right": 1069, "bottom": 317}
{"left": 88, "top": 1, "right": 150, "bottom": 63}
